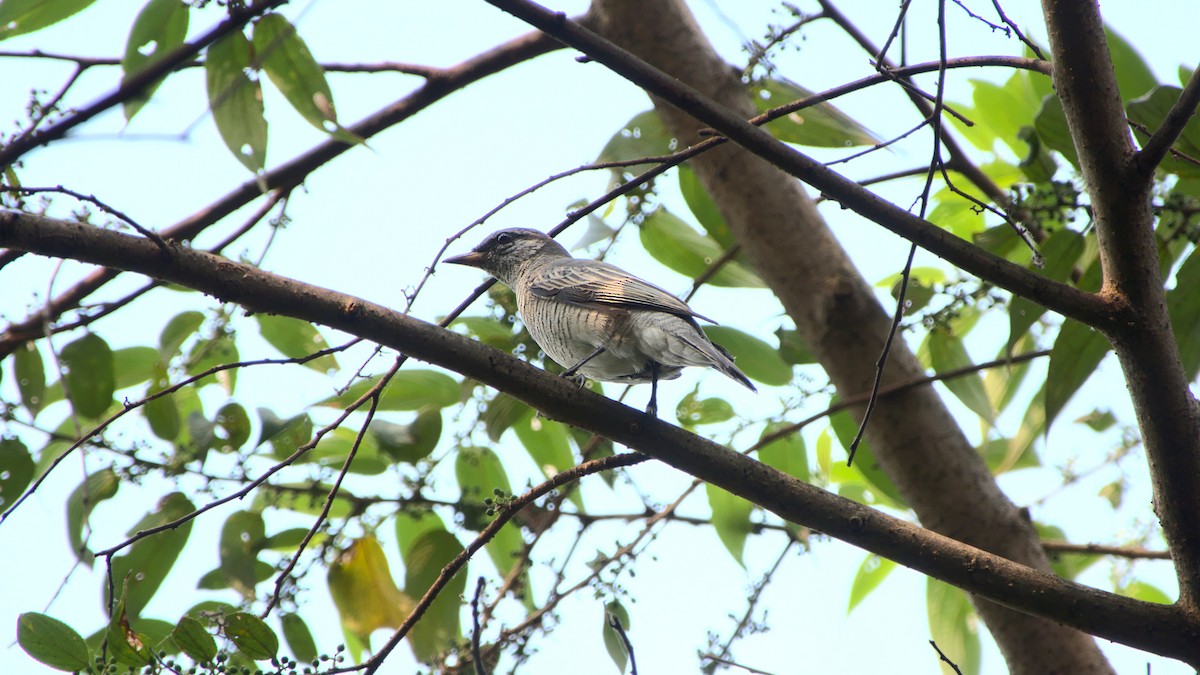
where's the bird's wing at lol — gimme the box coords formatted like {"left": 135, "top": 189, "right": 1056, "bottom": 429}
{"left": 528, "top": 259, "right": 715, "bottom": 322}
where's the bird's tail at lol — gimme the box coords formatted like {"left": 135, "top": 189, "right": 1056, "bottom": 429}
{"left": 708, "top": 342, "right": 757, "bottom": 392}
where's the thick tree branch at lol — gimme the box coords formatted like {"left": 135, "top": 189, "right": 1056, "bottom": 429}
{"left": 0, "top": 27, "right": 562, "bottom": 359}
{"left": 1, "top": 212, "right": 1197, "bottom": 664}
{"left": 1042, "top": 0, "right": 1200, "bottom": 608}
{"left": 487, "top": 1, "right": 1115, "bottom": 332}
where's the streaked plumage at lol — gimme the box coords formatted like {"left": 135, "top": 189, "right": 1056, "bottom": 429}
{"left": 444, "top": 228, "right": 756, "bottom": 414}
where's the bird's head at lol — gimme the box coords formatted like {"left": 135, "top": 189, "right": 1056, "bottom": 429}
{"left": 443, "top": 228, "right": 570, "bottom": 285}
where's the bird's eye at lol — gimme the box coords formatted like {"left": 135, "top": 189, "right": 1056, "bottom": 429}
{"left": 494, "top": 232, "right": 512, "bottom": 245}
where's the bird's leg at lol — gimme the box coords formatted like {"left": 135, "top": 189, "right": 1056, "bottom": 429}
{"left": 561, "top": 346, "right": 606, "bottom": 379}
{"left": 645, "top": 361, "right": 659, "bottom": 417}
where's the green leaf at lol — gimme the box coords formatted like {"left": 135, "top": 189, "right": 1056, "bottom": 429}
{"left": 144, "top": 364, "right": 180, "bottom": 441}
{"left": 185, "top": 332, "right": 239, "bottom": 393}
{"left": 596, "top": 110, "right": 673, "bottom": 172}
{"left": 171, "top": 616, "right": 217, "bottom": 664}
{"left": 60, "top": 333, "right": 115, "bottom": 418}
{"left": 928, "top": 329, "right": 995, "bottom": 424}
{"left": 602, "top": 600, "right": 632, "bottom": 675}
{"left": 640, "top": 209, "right": 765, "bottom": 287}
{"left": 256, "top": 314, "right": 339, "bottom": 372}
{"left": 705, "top": 482, "right": 753, "bottom": 566}
{"left": 1122, "top": 580, "right": 1173, "bottom": 604}
{"left": 110, "top": 492, "right": 195, "bottom": 618}
{"left": 1075, "top": 409, "right": 1117, "bottom": 432}
{"left": 1033, "top": 94, "right": 1078, "bottom": 167}
{"left": 482, "top": 392, "right": 531, "bottom": 442}
{"left": 776, "top": 328, "right": 817, "bottom": 365}
{"left": 966, "top": 75, "right": 1043, "bottom": 156}
{"left": 17, "top": 613, "right": 90, "bottom": 671}
{"left": 978, "top": 435, "right": 1038, "bottom": 472}
{"left": 256, "top": 408, "right": 313, "bottom": 458}
{"left": 927, "top": 579, "right": 981, "bottom": 675}
{"left": 829, "top": 409, "right": 906, "bottom": 507}
{"left": 1128, "top": 85, "right": 1200, "bottom": 177}
{"left": 0, "top": 0, "right": 97, "bottom": 41}
{"left": 752, "top": 78, "right": 877, "bottom": 147}
{"left": 113, "top": 346, "right": 160, "bottom": 390}
{"left": 404, "top": 530, "right": 467, "bottom": 663}
{"left": 452, "top": 316, "right": 517, "bottom": 350}
{"left": 254, "top": 481, "right": 354, "bottom": 518}
{"left": 261, "top": 527, "right": 311, "bottom": 551}
{"left": 219, "top": 510, "right": 266, "bottom": 597}
{"left": 1035, "top": 523, "right": 1099, "bottom": 581}
{"left": 327, "top": 536, "right": 413, "bottom": 642}
{"left": 106, "top": 589, "right": 154, "bottom": 668}
{"left": 319, "top": 370, "right": 460, "bottom": 410}
{"left": 1045, "top": 319, "right": 1111, "bottom": 431}
{"left": 280, "top": 614, "right": 318, "bottom": 664}
{"left": 206, "top": 30, "right": 268, "bottom": 175}
{"left": 514, "top": 413, "right": 581, "bottom": 510}
{"left": 675, "top": 388, "right": 735, "bottom": 427}
{"left": 456, "top": 445, "right": 512, "bottom": 530}
{"left": 122, "top": 0, "right": 189, "bottom": 120}
{"left": 224, "top": 612, "right": 278, "bottom": 661}
{"left": 847, "top": 554, "right": 895, "bottom": 613}
{"left": 757, "top": 424, "right": 809, "bottom": 483}
{"left": 395, "top": 509, "right": 447, "bottom": 563}
{"left": 678, "top": 164, "right": 733, "bottom": 246}
{"left": 160, "top": 310, "right": 205, "bottom": 359}
{"left": 372, "top": 408, "right": 442, "bottom": 464}
{"left": 309, "top": 426, "right": 388, "bottom": 475}
{"left": 704, "top": 325, "right": 791, "bottom": 386}
{"left": 1007, "top": 385, "right": 1046, "bottom": 469}
{"left": 214, "top": 402, "right": 252, "bottom": 452}
{"left": 13, "top": 342, "right": 46, "bottom": 415}
{"left": 0, "top": 438, "right": 34, "bottom": 511}
{"left": 1017, "top": 126, "right": 1058, "bottom": 182}
{"left": 1168, "top": 252, "right": 1200, "bottom": 380}
{"left": 66, "top": 468, "right": 120, "bottom": 566}
{"left": 252, "top": 13, "right": 356, "bottom": 143}
{"left": 1008, "top": 229, "right": 1085, "bottom": 354}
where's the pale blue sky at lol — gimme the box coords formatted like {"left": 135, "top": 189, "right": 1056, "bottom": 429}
{"left": 1, "top": 1, "right": 1195, "bottom": 673}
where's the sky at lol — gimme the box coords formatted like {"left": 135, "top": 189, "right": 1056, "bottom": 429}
{"left": 1, "top": 1, "right": 1197, "bottom": 673}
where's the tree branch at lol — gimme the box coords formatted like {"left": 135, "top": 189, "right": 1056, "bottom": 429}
{"left": 1, "top": 212, "right": 1197, "bottom": 664}
{"left": 0, "top": 26, "right": 563, "bottom": 359}
{"left": 485, "top": 0, "right": 1115, "bottom": 331}
{"left": 1042, "top": 0, "right": 1200, "bottom": 609}
{"left": 0, "top": 1, "right": 288, "bottom": 169}
{"left": 1135, "top": 65, "right": 1200, "bottom": 177}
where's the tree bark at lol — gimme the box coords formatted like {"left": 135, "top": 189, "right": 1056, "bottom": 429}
{"left": 588, "top": 0, "right": 1114, "bottom": 671}
{"left": 1041, "top": 0, "right": 1200, "bottom": 609}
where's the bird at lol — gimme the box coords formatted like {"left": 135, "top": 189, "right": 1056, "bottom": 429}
{"left": 443, "top": 228, "right": 756, "bottom": 415}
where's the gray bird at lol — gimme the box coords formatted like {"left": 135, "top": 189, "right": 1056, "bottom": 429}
{"left": 444, "top": 228, "right": 756, "bottom": 415}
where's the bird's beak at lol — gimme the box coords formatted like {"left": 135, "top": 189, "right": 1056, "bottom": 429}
{"left": 443, "top": 251, "right": 485, "bottom": 267}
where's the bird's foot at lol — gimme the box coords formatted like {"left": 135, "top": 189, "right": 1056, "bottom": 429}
{"left": 560, "top": 371, "right": 588, "bottom": 390}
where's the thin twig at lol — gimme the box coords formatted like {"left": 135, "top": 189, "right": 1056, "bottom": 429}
{"left": 472, "top": 577, "right": 488, "bottom": 675}
{"left": 261, "top": 391, "right": 383, "bottom": 618}
{"left": 847, "top": 0, "right": 951, "bottom": 466}
{"left": 929, "top": 639, "right": 965, "bottom": 675}
{"left": 607, "top": 609, "right": 638, "bottom": 675}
